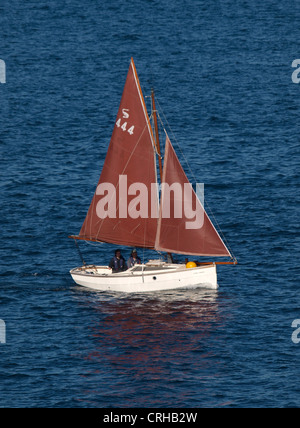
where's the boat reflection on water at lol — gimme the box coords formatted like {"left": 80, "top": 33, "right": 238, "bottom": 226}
{"left": 74, "top": 288, "right": 229, "bottom": 407}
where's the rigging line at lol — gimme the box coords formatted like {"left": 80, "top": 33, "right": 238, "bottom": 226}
{"left": 149, "top": 113, "right": 163, "bottom": 158}
{"left": 141, "top": 111, "right": 159, "bottom": 270}
{"left": 84, "top": 240, "right": 104, "bottom": 247}
{"left": 81, "top": 118, "right": 155, "bottom": 239}
{"left": 155, "top": 98, "right": 237, "bottom": 260}
{"left": 155, "top": 249, "right": 164, "bottom": 261}
{"left": 141, "top": 246, "right": 145, "bottom": 282}
{"left": 155, "top": 98, "right": 198, "bottom": 183}
{"left": 74, "top": 239, "right": 86, "bottom": 266}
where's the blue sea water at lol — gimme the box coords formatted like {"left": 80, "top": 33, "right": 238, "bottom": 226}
{"left": 0, "top": 0, "right": 300, "bottom": 408}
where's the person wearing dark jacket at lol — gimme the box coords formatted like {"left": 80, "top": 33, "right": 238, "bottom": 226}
{"left": 127, "top": 249, "right": 141, "bottom": 268}
{"left": 109, "top": 249, "right": 127, "bottom": 273}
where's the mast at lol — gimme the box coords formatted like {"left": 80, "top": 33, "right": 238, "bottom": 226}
{"left": 151, "top": 90, "right": 174, "bottom": 263}
{"left": 151, "top": 89, "right": 163, "bottom": 182}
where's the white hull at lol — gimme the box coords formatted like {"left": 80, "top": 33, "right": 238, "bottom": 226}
{"left": 70, "top": 261, "right": 218, "bottom": 293}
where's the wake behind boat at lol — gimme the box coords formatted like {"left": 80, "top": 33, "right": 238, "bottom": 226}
{"left": 69, "top": 58, "right": 237, "bottom": 292}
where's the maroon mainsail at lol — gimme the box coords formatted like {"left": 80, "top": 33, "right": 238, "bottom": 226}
{"left": 79, "top": 59, "right": 159, "bottom": 248}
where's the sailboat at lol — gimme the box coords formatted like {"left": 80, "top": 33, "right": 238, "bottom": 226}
{"left": 69, "top": 58, "right": 237, "bottom": 292}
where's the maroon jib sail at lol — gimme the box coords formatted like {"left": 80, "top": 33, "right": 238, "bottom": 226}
{"left": 155, "top": 135, "right": 231, "bottom": 257}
